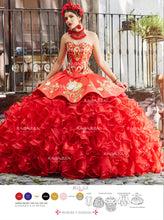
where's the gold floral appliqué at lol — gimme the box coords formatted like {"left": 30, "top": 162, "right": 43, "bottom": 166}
{"left": 63, "top": 80, "right": 84, "bottom": 102}
{"left": 96, "top": 80, "right": 117, "bottom": 93}
{"left": 42, "top": 81, "right": 59, "bottom": 93}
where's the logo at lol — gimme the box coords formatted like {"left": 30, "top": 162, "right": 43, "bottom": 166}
{"left": 92, "top": 210, "right": 98, "bottom": 215}
{"left": 55, "top": 209, "right": 61, "bottom": 215}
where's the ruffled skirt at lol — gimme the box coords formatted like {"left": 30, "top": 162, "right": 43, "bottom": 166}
{"left": 0, "top": 90, "right": 163, "bottom": 179}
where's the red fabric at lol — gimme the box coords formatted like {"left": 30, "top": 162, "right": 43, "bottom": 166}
{"left": 0, "top": 91, "right": 163, "bottom": 179}
{"left": 0, "top": 41, "right": 163, "bottom": 179}
{"left": 37, "top": 42, "right": 127, "bottom": 103}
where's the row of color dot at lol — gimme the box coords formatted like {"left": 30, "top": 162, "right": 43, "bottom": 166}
{"left": 15, "top": 192, "right": 84, "bottom": 201}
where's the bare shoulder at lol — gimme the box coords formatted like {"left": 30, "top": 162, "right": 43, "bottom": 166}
{"left": 61, "top": 33, "right": 69, "bottom": 41}
{"left": 86, "top": 30, "right": 98, "bottom": 39}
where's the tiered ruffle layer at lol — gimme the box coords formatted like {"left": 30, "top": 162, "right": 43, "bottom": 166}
{"left": 0, "top": 90, "right": 163, "bottom": 179}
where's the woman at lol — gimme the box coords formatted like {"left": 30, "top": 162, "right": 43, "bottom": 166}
{"left": 0, "top": 2, "right": 163, "bottom": 179}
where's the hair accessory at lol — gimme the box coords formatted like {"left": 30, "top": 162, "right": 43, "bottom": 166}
{"left": 61, "top": 2, "right": 83, "bottom": 22}
{"left": 78, "top": 24, "right": 82, "bottom": 29}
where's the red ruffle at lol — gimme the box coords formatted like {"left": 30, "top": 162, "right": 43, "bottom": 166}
{"left": 0, "top": 90, "right": 163, "bottom": 179}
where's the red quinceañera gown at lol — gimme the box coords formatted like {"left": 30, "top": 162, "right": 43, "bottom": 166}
{"left": 0, "top": 41, "right": 163, "bottom": 179}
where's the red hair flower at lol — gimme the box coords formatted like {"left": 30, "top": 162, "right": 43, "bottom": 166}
{"left": 79, "top": 9, "right": 83, "bottom": 15}
{"left": 67, "top": 2, "right": 73, "bottom": 7}
{"left": 72, "top": 5, "right": 77, "bottom": 10}
{"left": 61, "top": 2, "right": 83, "bottom": 22}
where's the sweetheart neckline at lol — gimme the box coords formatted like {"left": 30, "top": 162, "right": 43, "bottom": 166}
{"left": 66, "top": 41, "right": 93, "bottom": 48}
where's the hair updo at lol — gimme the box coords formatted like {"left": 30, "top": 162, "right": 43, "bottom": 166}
{"left": 61, "top": 2, "right": 84, "bottom": 22}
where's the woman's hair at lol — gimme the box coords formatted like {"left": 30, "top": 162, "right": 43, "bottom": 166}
{"left": 61, "top": 2, "right": 84, "bottom": 22}
{"left": 64, "top": 9, "right": 83, "bottom": 22}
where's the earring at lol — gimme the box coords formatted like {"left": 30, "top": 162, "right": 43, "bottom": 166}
{"left": 78, "top": 24, "right": 82, "bottom": 29}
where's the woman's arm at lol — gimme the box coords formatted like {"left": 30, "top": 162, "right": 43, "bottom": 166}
{"left": 92, "top": 33, "right": 127, "bottom": 88}
{"left": 36, "top": 34, "right": 67, "bottom": 87}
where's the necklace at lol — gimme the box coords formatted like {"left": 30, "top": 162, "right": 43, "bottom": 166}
{"left": 68, "top": 28, "right": 86, "bottom": 40}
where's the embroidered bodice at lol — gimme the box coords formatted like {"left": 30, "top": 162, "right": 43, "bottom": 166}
{"left": 36, "top": 41, "right": 127, "bottom": 103}
{"left": 65, "top": 41, "right": 94, "bottom": 77}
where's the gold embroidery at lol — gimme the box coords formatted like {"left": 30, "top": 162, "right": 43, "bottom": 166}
{"left": 65, "top": 41, "right": 93, "bottom": 75}
{"left": 63, "top": 80, "right": 84, "bottom": 102}
{"left": 88, "top": 81, "right": 95, "bottom": 87}
{"left": 96, "top": 80, "right": 117, "bottom": 93}
{"left": 42, "top": 81, "right": 59, "bottom": 93}
{"left": 66, "top": 63, "right": 91, "bottom": 75}
{"left": 74, "top": 46, "right": 81, "bottom": 61}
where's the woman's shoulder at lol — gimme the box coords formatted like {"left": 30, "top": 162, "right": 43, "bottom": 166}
{"left": 61, "top": 32, "right": 69, "bottom": 40}
{"left": 85, "top": 30, "right": 98, "bottom": 38}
